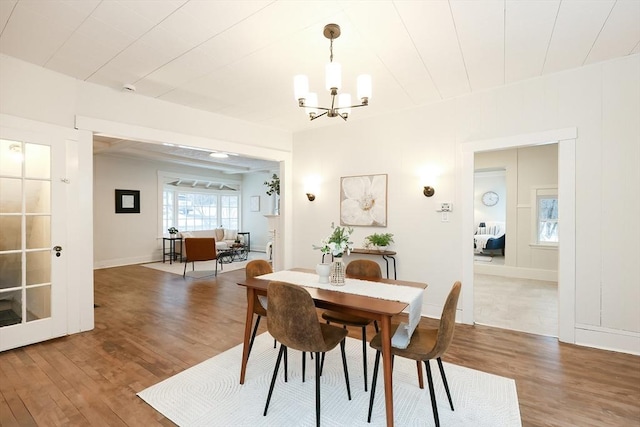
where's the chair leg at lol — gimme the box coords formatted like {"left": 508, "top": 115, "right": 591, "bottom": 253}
{"left": 183, "top": 261, "right": 187, "bottom": 277}
{"left": 424, "top": 360, "right": 440, "bottom": 427}
{"left": 284, "top": 346, "right": 288, "bottom": 383}
{"left": 437, "top": 357, "right": 454, "bottom": 411}
{"left": 302, "top": 352, "right": 306, "bottom": 383}
{"left": 367, "top": 350, "right": 382, "bottom": 423}
{"left": 361, "top": 326, "right": 368, "bottom": 391}
{"left": 339, "top": 339, "right": 352, "bottom": 401}
{"left": 263, "top": 344, "right": 286, "bottom": 416}
{"left": 315, "top": 352, "right": 321, "bottom": 427}
{"left": 247, "top": 315, "right": 261, "bottom": 360}
{"left": 373, "top": 320, "right": 379, "bottom": 333}
{"left": 417, "top": 360, "right": 424, "bottom": 389}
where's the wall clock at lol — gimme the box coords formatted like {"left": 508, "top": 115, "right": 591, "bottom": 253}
{"left": 482, "top": 191, "right": 499, "bottom": 207}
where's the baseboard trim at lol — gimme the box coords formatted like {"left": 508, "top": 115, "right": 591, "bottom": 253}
{"left": 574, "top": 324, "right": 640, "bottom": 355}
{"left": 474, "top": 264, "right": 557, "bottom": 281}
{"left": 94, "top": 255, "right": 156, "bottom": 269}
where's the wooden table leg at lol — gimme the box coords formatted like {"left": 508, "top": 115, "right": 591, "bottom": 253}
{"left": 240, "top": 288, "right": 255, "bottom": 384}
{"left": 380, "top": 314, "right": 394, "bottom": 426}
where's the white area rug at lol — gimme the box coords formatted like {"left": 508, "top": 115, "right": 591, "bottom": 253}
{"left": 138, "top": 333, "right": 521, "bottom": 426}
{"left": 141, "top": 252, "right": 269, "bottom": 277}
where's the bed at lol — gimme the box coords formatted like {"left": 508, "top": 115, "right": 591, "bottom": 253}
{"left": 474, "top": 221, "right": 506, "bottom": 255}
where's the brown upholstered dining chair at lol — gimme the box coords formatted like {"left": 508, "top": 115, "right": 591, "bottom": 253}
{"left": 182, "top": 238, "right": 218, "bottom": 277}
{"left": 321, "top": 259, "right": 382, "bottom": 391}
{"left": 245, "top": 259, "right": 274, "bottom": 358}
{"left": 367, "top": 281, "right": 462, "bottom": 427}
{"left": 264, "top": 281, "right": 351, "bottom": 427}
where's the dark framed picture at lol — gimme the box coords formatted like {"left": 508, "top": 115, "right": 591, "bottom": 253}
{"left": 115, "top": 189, "right": 140, "bottom": 214}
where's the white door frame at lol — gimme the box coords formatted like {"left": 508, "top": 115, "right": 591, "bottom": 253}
{"left": 460, "top": 128, "right": 577, "bottom": 344}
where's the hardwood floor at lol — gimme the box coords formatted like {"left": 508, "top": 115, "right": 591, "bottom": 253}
{"left": 1, "top": 265, "right": 638, "bottom": 426}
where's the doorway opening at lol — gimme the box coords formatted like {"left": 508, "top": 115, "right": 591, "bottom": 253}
{"left": 460, "top": 128, "right": 577, "bottom": 344}
{"left": 472, "top": 146, "right": 559, "bottom": 336}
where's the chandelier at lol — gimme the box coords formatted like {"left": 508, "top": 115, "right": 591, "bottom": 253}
{"left": 294, "top": 24, "right": 372, "bottom": 121}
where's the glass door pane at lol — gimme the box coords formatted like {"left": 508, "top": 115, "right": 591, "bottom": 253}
{"left": 0, "top": 140, "right": 52, "bottom": 327}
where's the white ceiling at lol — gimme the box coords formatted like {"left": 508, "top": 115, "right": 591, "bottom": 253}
{"left": 1, "top": 0, "right": 639, "bottom": 170}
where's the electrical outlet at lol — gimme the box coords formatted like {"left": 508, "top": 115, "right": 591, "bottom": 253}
{"left": 440, "top": 202, "right": 452, "bottom": 212}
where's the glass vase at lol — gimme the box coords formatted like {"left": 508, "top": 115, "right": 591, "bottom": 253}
{"left": 330, "top": 257, "right": 345, "bottom": 286}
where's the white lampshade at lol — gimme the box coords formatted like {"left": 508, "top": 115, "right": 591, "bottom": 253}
{"left": 325, "top": 62, "right": 341, "bottom": 90}
{"left": 305, "top": 92, "right": 319, "bottom": 115}
{"left": 338, "top": 93, "right": 351, "bottom": 114}
{"left": 357, "top": 74, "right": 372, "bottom": 100}
{"left": 294, "top": 75, "right": 309, "bottom": 100}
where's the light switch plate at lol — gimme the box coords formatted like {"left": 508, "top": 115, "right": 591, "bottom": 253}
{"left": 438, "top": 202, "right": 452, "bottom": 212}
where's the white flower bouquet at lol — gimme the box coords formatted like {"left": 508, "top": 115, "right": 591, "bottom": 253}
{"left": 313, "top": 223, "right": 354, "bottom": 257}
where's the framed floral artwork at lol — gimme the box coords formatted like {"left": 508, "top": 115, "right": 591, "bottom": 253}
{"left": 340, "top": 174, "right": 387, "bottom": 227}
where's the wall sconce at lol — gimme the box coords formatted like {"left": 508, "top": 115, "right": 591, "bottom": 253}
{"left": 419, "top": 165, "right": 440, "bottom": 198}
{"left": 423, "top": 186, "right": 435, "bottom": 197}
{"left": 304, "top": 174, "right": 321, "bottom": 202}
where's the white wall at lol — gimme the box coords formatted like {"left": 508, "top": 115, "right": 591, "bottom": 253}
{"left": 292, "top": 54, "right": 640, "bottom": 354}
{"left": 474, "top": 170, "right": 506, "bottom": 224}
{"left": 242, "top": 171, "right": 278, "bottom": 253}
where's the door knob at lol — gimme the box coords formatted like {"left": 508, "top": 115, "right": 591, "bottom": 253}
{"left": 53, "top": 246, "right": 62, "bottom": 257}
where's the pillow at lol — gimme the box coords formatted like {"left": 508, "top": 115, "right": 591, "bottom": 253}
{"left": 214, "top": 228, "right": 225, "bottom": 241}
{"left": 180, "top": 231, "right": 194, "bottom": 238}
{"left": 224, "top": 229, "right": 238, "bottom": 241}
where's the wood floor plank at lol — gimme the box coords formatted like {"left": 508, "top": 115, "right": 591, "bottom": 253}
{"left": 0, "top": 264, "right": 638, "bottom": 426}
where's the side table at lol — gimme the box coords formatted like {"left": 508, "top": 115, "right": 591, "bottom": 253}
{"left": 163, "top": 237, "right": 183, "bottom": 264}
{"left": 237, "top": 232, "right": 250, "bottom": 252}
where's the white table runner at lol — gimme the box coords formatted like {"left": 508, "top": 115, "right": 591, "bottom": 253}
{"left": 256, "top": 270, "right": 424, "bottom": 349}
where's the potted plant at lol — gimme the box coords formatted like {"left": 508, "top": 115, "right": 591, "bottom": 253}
{"left": 264, "top": 174, "right": 280, "bottom": 196}
{"left": 168, "top": 227, "right": 179, "bottom": 237}
{"left": 365, "top": 232, "right": 394, "bottom": 251}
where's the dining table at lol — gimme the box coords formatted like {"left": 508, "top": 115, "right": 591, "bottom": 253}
{"left": 237, "top": 267, "right": 427, "bottom": 427}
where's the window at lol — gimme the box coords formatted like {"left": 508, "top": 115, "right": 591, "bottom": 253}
{"left": 163, "top": 189, "right": 239, "bottom": 233}
{"left": 537, "top": 196, "right": 558, "bottom": 243}
{"left": 530, "top": 186, "right": 558, "bottom": 246}
{"left": 219, "top": 195, "right": 239, "bottom": 230}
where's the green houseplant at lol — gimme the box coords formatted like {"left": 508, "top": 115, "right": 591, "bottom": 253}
{"left": 365, "top": 232, "right": 394, "bottom": 250}
{"left": 264, "top": 174, "right": 280, "bottom": 196}
{"left": 168, "top": 227, "right": 179, "bottom": 235}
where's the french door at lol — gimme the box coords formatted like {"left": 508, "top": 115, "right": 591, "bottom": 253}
{"left": 0, "top": 128, "right": 67, "bottom": 351}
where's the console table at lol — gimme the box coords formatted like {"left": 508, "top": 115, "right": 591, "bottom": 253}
{"left": 321, "top": 248, "right": 397, "bottom": 279}
{"left": 162, "top": 237, "right": 182, "bottom": 264}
